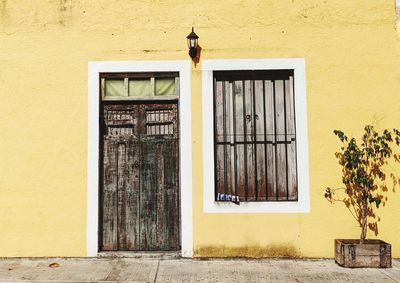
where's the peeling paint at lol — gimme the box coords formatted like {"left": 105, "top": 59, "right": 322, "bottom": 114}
{"left": 58, "top": 0, "right": 72, "bottom": 26}
{"left": 0, "top": 0, "right": 8, "bottom": 29}
{"left": 0, "top": 0, "right": 5, "bottom": 15}
{"left": 194, "top": 244, "right": 301, "bottom": 258}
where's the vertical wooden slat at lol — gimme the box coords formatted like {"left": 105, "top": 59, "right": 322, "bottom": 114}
{"left": 252, "top": 78, "right": 258, "bottom": 200}
{"left": 102, "top": 140, "right": 118, "bottom": 250}
{"left": 229, "top": 82, "right": 236, "bottom": 196}
{"left": 214, "top": 80, "right": 222, "bottom": 142}
{"left": 224, "top": 81, "right": 233, "bottom": 195}
{"left": 215, "top": 80, "right": 225, "bottom": 196}
{"left": 286, "top": 76, "right": 298, "bottom": 200}
{"left": 254, "top": 80, "right": 266, "bottom": 200}
{"left": 151, "top": 112, "right": 155, "bottom": 135}
{"left": 215, "top": 143, "right": 224, "bottom": 196}
{"left": 156, "top": 142, "right": 165, "bottom": 249}
{"left": 265, "top": 80, "right": 276, "bottom": 200}
{"left": 245, "top": 80, "right": 255, "bottom": 200}
{"left": 161, "top": 112, "right": 164, "bottom": 135}
{"left": 234, "top": 80, "right": 245, "bottom": 199}
{"left": 222, "top": 81, "right": 228, "bottom": 194}
{"left": 117, "top": 143, "right": 127, "bottom": 249}
{"left": 139, "top": 104, "right": 156, "bottom": 250}
{"left": 139, "top": 137, "right": 157, "bottom": 250}
{"left": 275, "top": 80, "right": 288, "bottom": 200}
{"left": 125, "top": 138, "right": 140, "bottom": 250}
{"left": 163, "top": 137, "right": 180, "bottom": 250}
{"left": 157, "top": 111, "right": 160, "bottom": 135}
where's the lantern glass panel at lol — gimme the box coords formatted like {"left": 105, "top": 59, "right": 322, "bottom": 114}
{"left": 191, "top": 38, "right": 196, "bottom": 48}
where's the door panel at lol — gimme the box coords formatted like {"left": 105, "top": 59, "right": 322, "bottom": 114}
{"left": 139, "top": 103, "right": 179, "bottom": 250}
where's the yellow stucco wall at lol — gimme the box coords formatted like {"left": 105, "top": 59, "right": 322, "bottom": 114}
{"left": 0, "top": 0, "right": 399, "bottom": 257}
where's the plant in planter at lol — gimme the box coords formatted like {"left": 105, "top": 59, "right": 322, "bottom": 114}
{"left": 325, "top": 125, "right": 400, "bottom": 268}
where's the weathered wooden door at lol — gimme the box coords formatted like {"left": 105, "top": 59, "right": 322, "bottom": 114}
{"left": 100, "top": 102, "right": 180, "bottom": 251}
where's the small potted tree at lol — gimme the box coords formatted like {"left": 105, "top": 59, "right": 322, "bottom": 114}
{"left": 325, "top": 125, "right": 400, "bottom": 268}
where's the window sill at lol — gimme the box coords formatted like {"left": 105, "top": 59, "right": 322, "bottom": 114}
{"left": 204, "top": 199, "right": 310, "bottom": 213}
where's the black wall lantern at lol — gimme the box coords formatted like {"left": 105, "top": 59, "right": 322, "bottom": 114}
{"left": 186, "top": 27, "right": 199, "bottom": 59}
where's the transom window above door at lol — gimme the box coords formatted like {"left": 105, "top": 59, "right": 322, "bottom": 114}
{"left": 100, "top": 72, "right": 179, "bottom": 101}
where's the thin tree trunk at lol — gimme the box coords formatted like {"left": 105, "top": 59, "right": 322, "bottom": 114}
{"left": 360, "top": 200, "right": 367, "bottom": 244}
{"left": 360, "top": 219, "right": 367, "bottom": 244}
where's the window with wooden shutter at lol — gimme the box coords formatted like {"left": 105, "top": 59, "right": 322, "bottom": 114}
{"left": 214, "top": 70, "right": 298, "bottom": 202}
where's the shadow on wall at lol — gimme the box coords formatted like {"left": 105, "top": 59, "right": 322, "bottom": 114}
{"left": 192, "top": 45, "right": 202, "bottom": 67}
{"left": 194, "top": 243, "right": 301, "bottom": 258}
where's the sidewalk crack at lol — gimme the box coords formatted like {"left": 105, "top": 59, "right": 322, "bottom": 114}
{"left": 104, "top": 259, "right": 117, "bottom": 281}
{"left": 153, "top": 259, "right": 161, "bottom": 283}
{"left": 379, "top": 269, "right": 399, "bottom": 283}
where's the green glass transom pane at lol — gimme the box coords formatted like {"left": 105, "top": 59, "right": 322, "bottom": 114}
{"left": 155, "top": 78, "right": 175, "bottom": 96}
{"left": 129, "top": 79, "right": 151, "bottom": 97}
{"left": 105, "top": 79, "right": 125, "bottom": 97}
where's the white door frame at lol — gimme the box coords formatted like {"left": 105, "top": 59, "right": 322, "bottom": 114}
{"left": 87, "top": 60, "right": 193, "bottom": 257}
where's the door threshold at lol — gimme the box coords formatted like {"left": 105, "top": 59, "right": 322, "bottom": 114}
{"left": 98, "top": 251, "right": 181, "bottom": 259}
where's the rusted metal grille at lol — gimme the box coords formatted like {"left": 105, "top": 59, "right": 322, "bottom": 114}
{"left": 213, "top": 70, "right": 298, "bottom": 202}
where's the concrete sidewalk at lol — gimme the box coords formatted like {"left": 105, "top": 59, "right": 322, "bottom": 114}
{"left": 0, "top": 257, "right": 399, "bottom": 283}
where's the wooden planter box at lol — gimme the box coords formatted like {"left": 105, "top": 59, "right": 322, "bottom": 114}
{"left": 335, "top": 239, "right": 391, "bottom": 268}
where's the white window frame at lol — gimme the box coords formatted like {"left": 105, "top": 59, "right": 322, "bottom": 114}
{"left": 397, "top": 0, "right": 400, "bottom": 31}
{"left": 202, "top": 59, "right": 310, "bottom": 213}
{"left": 87, "top": 60, "right": 193, "bottom": 257}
